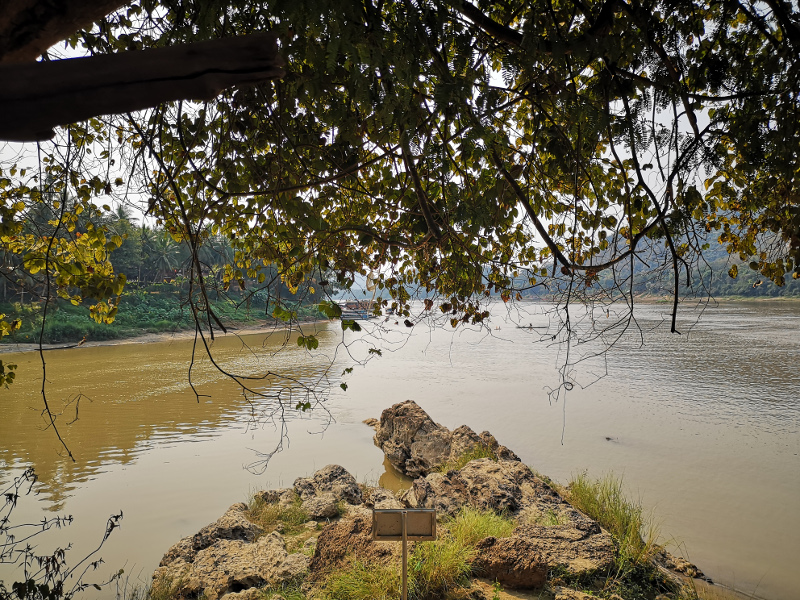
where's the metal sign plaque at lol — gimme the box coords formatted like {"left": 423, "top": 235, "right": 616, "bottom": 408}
{"left": 372, "top": 508, "right": 436, "bottom": 541}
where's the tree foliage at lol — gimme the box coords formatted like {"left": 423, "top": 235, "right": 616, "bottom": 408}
{"left": 1, "top": 0, "right": 798, "bottom": 354}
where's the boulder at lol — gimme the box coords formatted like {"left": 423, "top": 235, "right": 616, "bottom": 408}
{"left": 472, "top": 536, "right": 548, "bottom": 589}
{"left": 412, "top": 459, "right": 537, "bottom": 515}
{"left": 308, "top": 515, "right": 397, "bottom": 581}
{"left": 373, "top": 401, "right": 520, "bottom": 478}
{"left": 294, "top": 465, "right": 363, "bottom": 505}
{"left": 412, "top": 472, "right": 469, "bottom": 515}
{"left": 159, "top": 503, "right": 264, "bottom": 567}
{"left": 302, "top": 492, "right": 340, "bottom": 520}
{"left": 374, "top": 400, "right": 453, "bottom": 477}
{"left": 450, "top": 424, "right": 484, "bottom": 459}
{"left": 254, "top": 488, "right": 297, "bottom": 507}
{"left": 155, "top": 532, "right": 308, "bottom": 600}
{"left": 364, "top": 487, "right": 404, "bottom": 510}
{"left": 513, "top": 522, "right": 615, "bottom": 576}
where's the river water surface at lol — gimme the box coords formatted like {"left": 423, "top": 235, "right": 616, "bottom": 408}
{"left": 0, "top": 302, "right": 798, "bottom": 599}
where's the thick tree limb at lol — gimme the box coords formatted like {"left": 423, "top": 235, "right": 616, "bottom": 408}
{"left": 0, "top": 33, "right": 285, "bottom": 142}
{"left": 0, "top": 0, "right": 127, "bottom": 63}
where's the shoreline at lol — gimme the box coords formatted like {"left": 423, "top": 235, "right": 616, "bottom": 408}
{"left": 2, "top": 295, "right": 797, "bottom": 355}
{"left": 0, "top": 320, "right": 325, "bottom": 356}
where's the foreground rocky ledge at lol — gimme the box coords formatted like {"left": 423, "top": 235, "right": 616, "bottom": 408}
{"left": 155, "top": 400, "right": 703, "bottom": 600}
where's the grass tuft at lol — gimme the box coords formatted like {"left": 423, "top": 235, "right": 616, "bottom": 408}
{"left": 437, "top": 444, "right": 497, "bottom": 473}
{"left": 446, "top": 506, "right": 515, "bottom": 547}
{"left": 567, "top": 472, "right": 658, "bottom": 570}
{"left": 247, "top": 493, "right": 309, "bottom": 536}
{"left": 323, "top": 559, "right": 400, "bottom": 600}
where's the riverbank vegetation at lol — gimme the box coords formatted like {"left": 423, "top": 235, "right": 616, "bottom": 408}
{"left": 0, "top": 208, "right": 326, "bottom": 345}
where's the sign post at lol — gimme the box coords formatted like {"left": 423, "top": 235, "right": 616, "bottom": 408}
{"left": 372, "top": 508, "right": 437, "bottom": 600}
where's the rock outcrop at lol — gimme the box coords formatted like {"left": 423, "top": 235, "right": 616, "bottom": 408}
{"left": 373, "top": 400, "right": 520, "bottom": 478}
{"left": 472, "top": 536, "right": 548, "bottom": 588}
{"left": 294, "top": 464, "right": 363, "bottom": 505}
{"left": 155, "top": 532, "right": 308, "bottom": 600}
{"left": 154, "top": 401, "right": 702, "bottom": 598}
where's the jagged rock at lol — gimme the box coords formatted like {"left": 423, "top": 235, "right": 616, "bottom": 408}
{"left": 364, "top": 487, "right": 404, "bottom": 510}
{"left": 654, "top": 548, "right": 706, "bottom": 579}
{"left": 308, "top": 515, "right": 398, "bottom": 581}
{"left": 159, "top": 503, "right": 264, "bottom": 567}
{"left": 254, "top": 488, "right": 297, "bottom": 507}
{"left": 413, "top": 472, "right": 469, "bottom": 515}
{"left": 294, "top": 465, "right": 363, "bottom": 505}
{"left": 155, "top": 532, "right": 308, "bottom": 600}
{"left": 374, "top": 400, "right": 453, "bottom": 477}
{"left": 513, "top": 522, "right": 615, "bottom": 576}
{"left": 473, "top": 536, "right": 548, "bottom": 589}
{"left": 450, "top": 425, "right": 484, "bottom": 458}
{"left": 363, "top": 417, "right": 379, "bottom": 429}
{"left": 373, "top": 401, "right": 519, "bottom": 478}
{"left": 412, "top": 459, "right": 537, "bottom": 515}
{"left": 302, "top": 492, "right": 340, "bottom": 519}
{"left": 459, "top": 459, "right": 534, "bottom": 513}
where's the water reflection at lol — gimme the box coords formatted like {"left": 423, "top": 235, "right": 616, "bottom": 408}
{"left": 0, "top": 324, "right": 338, "bottom": 508}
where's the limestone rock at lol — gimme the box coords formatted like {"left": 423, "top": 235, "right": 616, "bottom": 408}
{"left": 364, "top": 487, "right": 403, "bottom": 510}
{"left": 450, "top": 424, "right": 484, "bottom": 459}
{"left": 654, "top": 548, "right": 706, "bottom": 579}
{"left": 363, "top": 417, "right": 379, "bottom": 429}
{"left": 413, "top": 471, "right": 468, "bottom": 515}
{"left": 412, "top": 459, "right": 536, "bottom": 515}
{"left": 302, "top": 492, "right": 340, "bottom": 520}
{"left": 513, "top": 522, "right": 615, "bottom": 576}
{"left": 472, "top": 536, "right": 548, "bottom": 589}
{"left": 373, "top": 401, "right": 519, "bottom": 478}
{"left": 459, "top": 459, "right": 534, "bottom": 513}
{"left": 159, "top": 503, "right": 264, "bottom": 567}
{"left": 254, "top": 488, "right": 298, "bottom": 508}
{"left": 294, "top": 464, "right": 363, "bottom": 505}
{"left": 161, "top": 532, "right": 308, "bottom": 600}
{"left": 374, "top": 400, "right": 453, "bottom": 477}
{"left": 308, "top": 515, "right": 397, "bottom": 581}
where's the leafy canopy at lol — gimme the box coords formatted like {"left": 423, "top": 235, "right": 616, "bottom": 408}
{"left": 1, "top": 0, "right": 798, "bottom": 342}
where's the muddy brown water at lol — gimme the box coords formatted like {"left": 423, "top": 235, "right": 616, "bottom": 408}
{"left": 0, "top": 302, "right": 797, "bottom": 599}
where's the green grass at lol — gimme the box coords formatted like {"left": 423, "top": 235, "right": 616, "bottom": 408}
{"left": 247, "top": 493, "right": 310, "bottom": 537}
{"left": 437, "top": 444, "right": 497, "bottom": 473}
{"left": 567, "top": 473, "right": 659, "bottom": 570}
{"left": 323, "top": 559, "right": 400, "bottom": 600}
{"left": 446, "top": 506, "right": 515, "bottom": 547}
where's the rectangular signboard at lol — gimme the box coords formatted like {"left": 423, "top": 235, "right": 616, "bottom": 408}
{"left": 372, "top": 508, "right": 436, "bottom": 541}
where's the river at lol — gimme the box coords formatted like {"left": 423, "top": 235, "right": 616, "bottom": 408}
{"left": 0, "top": 301, "right": 798, "bottom": 599}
